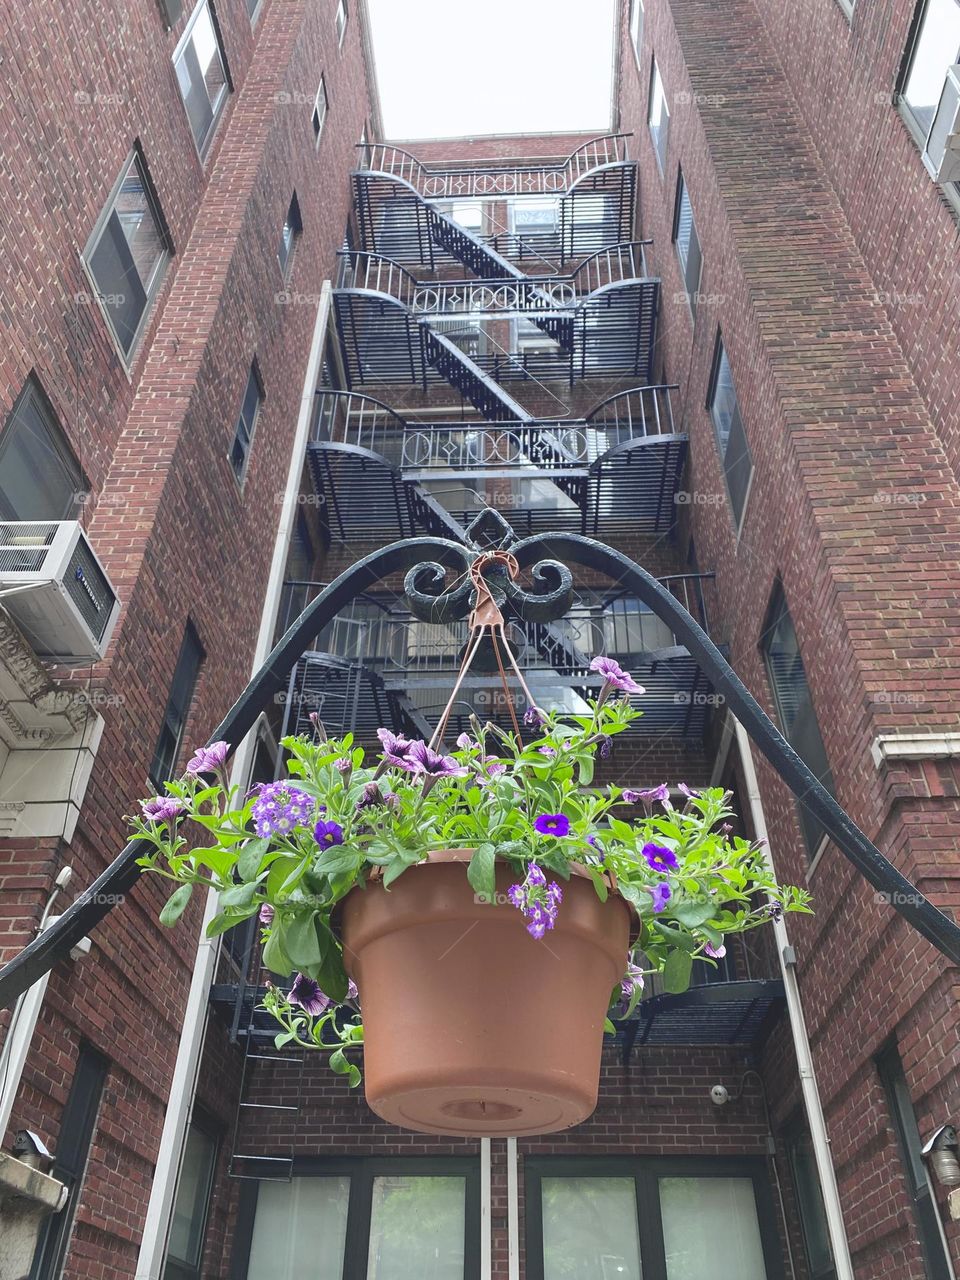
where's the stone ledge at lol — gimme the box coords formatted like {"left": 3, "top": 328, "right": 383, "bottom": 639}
{"left": 871, "top": 732, "right": 960, "bottom": 769}
{"left": 0, "top": 1151, "right": 66, "bottom": 1212}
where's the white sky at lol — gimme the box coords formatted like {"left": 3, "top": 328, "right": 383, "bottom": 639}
{"left": 366, "top": 0, "right": 618, "bottom": 140}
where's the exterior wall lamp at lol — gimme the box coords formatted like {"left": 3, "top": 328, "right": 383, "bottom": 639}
{"left": 922, "top": 1125, "right": 960, "bottom": 1187}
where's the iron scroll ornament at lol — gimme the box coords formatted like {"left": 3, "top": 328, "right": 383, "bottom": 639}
{"left": 1, "top": 529, "right": 959, "bottom": 1007}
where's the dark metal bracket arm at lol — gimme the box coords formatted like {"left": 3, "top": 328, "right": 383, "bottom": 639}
{"left": 1, "top": 527, "right": 958, "bottom": 1008}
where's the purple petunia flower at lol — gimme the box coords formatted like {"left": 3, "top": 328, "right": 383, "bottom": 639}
{"left": 641, "top": 842, "right": 679, "bottom": 873}
{"left": 622, "top": 783, "right": 670, "bottom": 805}
{"left": 704, "top": 940, "right": 726, "bottom": 959}
{"left": 251, "top": 782, "right": 315, "bottom": 839}
{"left": 405, "top": 740, "right": 469, "bottom": 778}
{"left": 315, "top": 819, "right": 344, "bottom": 848}
{"left": 523, "top": 706, "right": 546, "bottom": 729}
{"left": 508, "top": 863, "right": 563, "bottom": 940}
{"left": 621, "top": 960, "right": 645, "bottom": 1001}
{"left": 650, "top": 882, "right": 671, "bottom": 913}
{"left": 335, "top": 758, "right": 352, "bottom": 775}
{"left": 377, "top": 728, "right": 416, "bottom": 768}
{"left": 537, "top": 746, "right": 557, "bottom": 757}
{"left": 596, "top": 735, "right": 612, "bottom": 760}
{"left": 259, "top": 903, "right": 275, "bottom": 925}
{"left": 288, "top": 973, "right": 330, "bottom": 1017}
{"left": 534, "top": 813, "right": 570, "bottom": 838}
{"left": 347, "top": 979, "right": 359, "bottom": 1000}
{"left": 456, "top": 732, "right": 477, "bottom": 751}
{"left": 356, "top": 782, "right": 384, "bottom": 811}
{"left": 485, "top": 761, "right": 507, "bottom": 777}
{"left": 141, "top": 796, "right": 185, "bottom": 825}
{"left": 590, "top": 656, "right": 646, "bottom": 696}
{"left": 678, "top": 782, "right": 701, "bottom": 799}
{"left": 185, "top": 740, "right": 230, "bottom": 776}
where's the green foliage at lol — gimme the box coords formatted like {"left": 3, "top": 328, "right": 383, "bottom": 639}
{"left": 129, "top": 689, "right": 812, "bottom": 1089}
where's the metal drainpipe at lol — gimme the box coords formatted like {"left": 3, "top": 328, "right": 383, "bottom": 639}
{"left": 134, "top": 284, "right": 332, "bottom": 1280}
{"left": 727, "top": 716, "right": 856, "bottom": 1280}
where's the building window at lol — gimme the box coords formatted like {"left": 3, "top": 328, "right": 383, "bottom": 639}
{"left": 150, "top": 622, "right": 203, "bottom": 786}
{"left": 898, "top": 0, "right": 960, "bottom": 185}
{"left": 876, "top": 1041, "right": 953, "bottom": 1280}
{"left": 672, "top": 171, "right": 703, "bottom": 317}
{"left": 785, "top": 1118, "right": 836, "bottom": 1280}
{"left": 245, "top": 0, "right": 262, "bottom": 22}
{"left": 335, "top": 0, "right": 348, "bottom": 48}
{"left": 630, "top": 0, "right": 644, "bottom": 61}
{"left": 526, "top": 1158, "right": 782, "bottom": 1279}
{"left": 312, "top": 75, "right": 328, "bottom": 144}
{"left": 648, "top": 60, "right": 670, "bottom": 175}
{"left": 31, "top": 1047, "right": 108, "bottom": 1280}
{"left": 230, "top": 363, "right": 263, "bottom": 485}
{"left": 706, "top": 335, "right": 753, "bottom": 530}
{"left": 837, "top": 0, "right": 855, "bottom": 16}
{"left": 278, "top": 194, "right": 302, "bottom": 278}
{"left": 173, "top": 0, "right": 229, "bottom": 158}
{"left": 165, "top": 1117, "right": 219, "bottom": 1280}
{"left": 83, "top": 149, "right": 170, "bottom": 360}
{"left": 0, "top": 379, "right": 86, "bottom": 520}
{"left": 238, "top": 1159, "right": 481, "bottom": 1278}
{"left": 760, "top": 582, "right": 836, "bottom": 856}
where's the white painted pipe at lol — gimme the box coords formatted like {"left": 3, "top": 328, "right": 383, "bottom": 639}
{"left": 729, "top": 717, "right": 856, "bottom": 1280}
{"left": 134, "top": 284, "right": 332, "bottom": 1280}
{"left": 506, "top": 1137, "right": 520, "bottom": 1280}
{"left": 480, "top": 1137, "right": 492, "bottom": 1280}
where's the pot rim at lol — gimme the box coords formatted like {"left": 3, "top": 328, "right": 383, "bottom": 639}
{"left": 362, "top": 847, "right": 641, "bottom": 942}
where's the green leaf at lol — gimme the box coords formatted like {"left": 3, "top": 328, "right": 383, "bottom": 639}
{"left": 671, "top": 899, "right": 716, "bottom": 929}
{"left": 237, "top": 837, "right": 270, "bottom": 882}
{"left": 219, "top": 881, "right": 257, "bottom": 909}
{"left": 347, "top": 1064, "right": 362, "bottom": 1088}
{"left": 205, "top": 906, "right": 257, "bottom": 938}
{"left": 586, "top": 865, "right": 608, "bottom": 902}
{"left": 578, "top": 756, "right": 595, "bottom": 786}
{"left": 603, "top": 1017, "right": 616, "bottom": 1035}
{"left": 663, "top": 948, "right": 694, "bottom": 994}
{"left": 329, "top": 1047, "right": 350, "bottom": 1074}
{"left": 186, "top": 845, "right": 236, "bottom": 877}
{"left": 382, "top": 860, "right": 410, "bottom": 888}
{"left": 262, "top": 926, "right": 294, "bottom": 977}
{"left": 281, "top": 913, "right": 323, "bottom": 969}
{"left": 159, "top": 883, "right": 193, "bottom": 926}
{"left": 467, "top": 843, "right": 496, "bottom": 905}
{"left": 315, "top": 925, "right": 349, "bottom": 1002}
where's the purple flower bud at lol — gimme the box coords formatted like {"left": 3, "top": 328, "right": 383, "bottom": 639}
{"left": 622, "top": 783, "right": 670, "bottom": 805}
{"left": 141, "top": 796, "right": 185, "bottom": 825}
{"left": 650, "top": 882, "right": 671, "bottom": 913}
{"left": 258, "top": 903, "right": 275, "bottom": 925}
{"left": 523, "top": 706, "right": 546, "bottom": 729}
{"left": 590, "top": 656, "right": 645, "bottom": 696}
{"left": 185, "top": 741, "right": 230, "bottom": 776}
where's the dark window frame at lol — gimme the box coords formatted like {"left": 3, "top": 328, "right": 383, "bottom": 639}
{"left": 149, "top": 622, "right": 204, "bottom": 788}
{"left": 784, "top": 1113, "right": 836, "bottom": 1280}
{"left": 524, "top": 1155, "right": 786, "bottom": 1280}
{"left": 30, "top": 1046, "right": 109, "bottom": 1280}
{"left": 278, "top": 193, "right": 302, "bottom": 279}
{"left": 0, "top": 377, "right": 88, "bottom": 521}
{"left": 172, "top": 0, "right": 231, "bottom": 161}
{"left": 876, "top": 1040, "right": 953, "bottom": 1280}
{"left": 335, "top": 0, "right": 348, "bottom": 48}
{"left": 648, "top": 57, "right": 670, "bottom": 176}
{"left": 629, "top": 0, "right": 645, "bottom": 65}
{"left": 164, "top": 1108, "right": 221, "bottom": 1280}
{"left": 672, "top": 168, "right": 703, "bottom": 319}
{"left": 759, "top": 580, "right": 835, "bottom": 857}
{"left": 706, "top": 332, "right": 754, "bottom": 532}
{"left": 81, "top": 144, "right": 173, "bottom": 364}
{"left": 229, "top": 361, "right": 264, "bottom": 487}
{"left": 312, "top": 75, "right": 328, "bottom": 145}
{"left": 229, "top": 1156, "right": 482, "bottom": 1280}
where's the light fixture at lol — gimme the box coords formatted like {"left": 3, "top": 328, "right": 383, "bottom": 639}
{"left": 922, "top": 1125, "right": 960, "bottom": 1187}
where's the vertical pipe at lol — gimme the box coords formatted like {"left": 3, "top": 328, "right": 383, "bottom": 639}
{"left": 480, "top": 1137, "right": 492, "bottom": 1280}
{"left": 506, "top": 1136, "right": 520, "bottom": 1280}
{"left": 729, "top": 717, "right": 856, "bottom": 1280}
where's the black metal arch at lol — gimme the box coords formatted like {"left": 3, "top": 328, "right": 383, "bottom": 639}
{"left": 1, "top": 528, "right": 957, "bottom": 1008}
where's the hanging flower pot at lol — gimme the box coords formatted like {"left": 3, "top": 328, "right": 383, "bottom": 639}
{"left": 130, "top": 553, "right": 811, "bottom": 1139}
{"left": 340, "top": 850, "right": 633, "bottom": 1135}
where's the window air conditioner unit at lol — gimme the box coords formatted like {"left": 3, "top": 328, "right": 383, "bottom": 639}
{"left": 0, "top": 522, "right": 121, "bottom": 665}
{"left": 924, "top": 65, "right": 960, "bottom": 183}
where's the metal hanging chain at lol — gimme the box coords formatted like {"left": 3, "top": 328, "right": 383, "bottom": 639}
{"left": 428, "top": 551, "right": 538, "bottom": 749}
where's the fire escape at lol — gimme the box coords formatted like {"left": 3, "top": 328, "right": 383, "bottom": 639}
{"left": 210, "top": 139, "right": 785, "bottom": 1149}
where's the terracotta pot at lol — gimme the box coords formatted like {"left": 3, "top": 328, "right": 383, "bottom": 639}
{"left": 339, "top": 850, "right": 632, "bottom": 1137}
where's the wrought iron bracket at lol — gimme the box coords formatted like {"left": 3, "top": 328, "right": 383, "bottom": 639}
{"left": 1, "top": 524, "right": 959, "bottom": 1007}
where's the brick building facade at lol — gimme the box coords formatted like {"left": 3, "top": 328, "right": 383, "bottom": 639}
{"left": 1, "top": 0, "right": 959, "bottom": 1278}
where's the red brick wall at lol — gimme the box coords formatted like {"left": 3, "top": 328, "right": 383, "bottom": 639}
{"left": 0, "top": 0, "right": 376, "bottom": 1275}
{"left": 619, "top": 0, "right": 960, "bottom": 1273}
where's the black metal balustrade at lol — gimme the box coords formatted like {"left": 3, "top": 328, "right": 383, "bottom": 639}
{"left": 277, "top": 574, "right": 722, "bottom": 744}
{"left": 307, "top": 387, "right": 687, "bottom": 542}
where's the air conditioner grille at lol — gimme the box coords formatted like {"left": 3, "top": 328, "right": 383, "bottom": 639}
{"left": 0, "top": 522, "right": 58, "bottom": 574}
{"left": 65, "top": 537, "right": 114, "bottom": 642}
